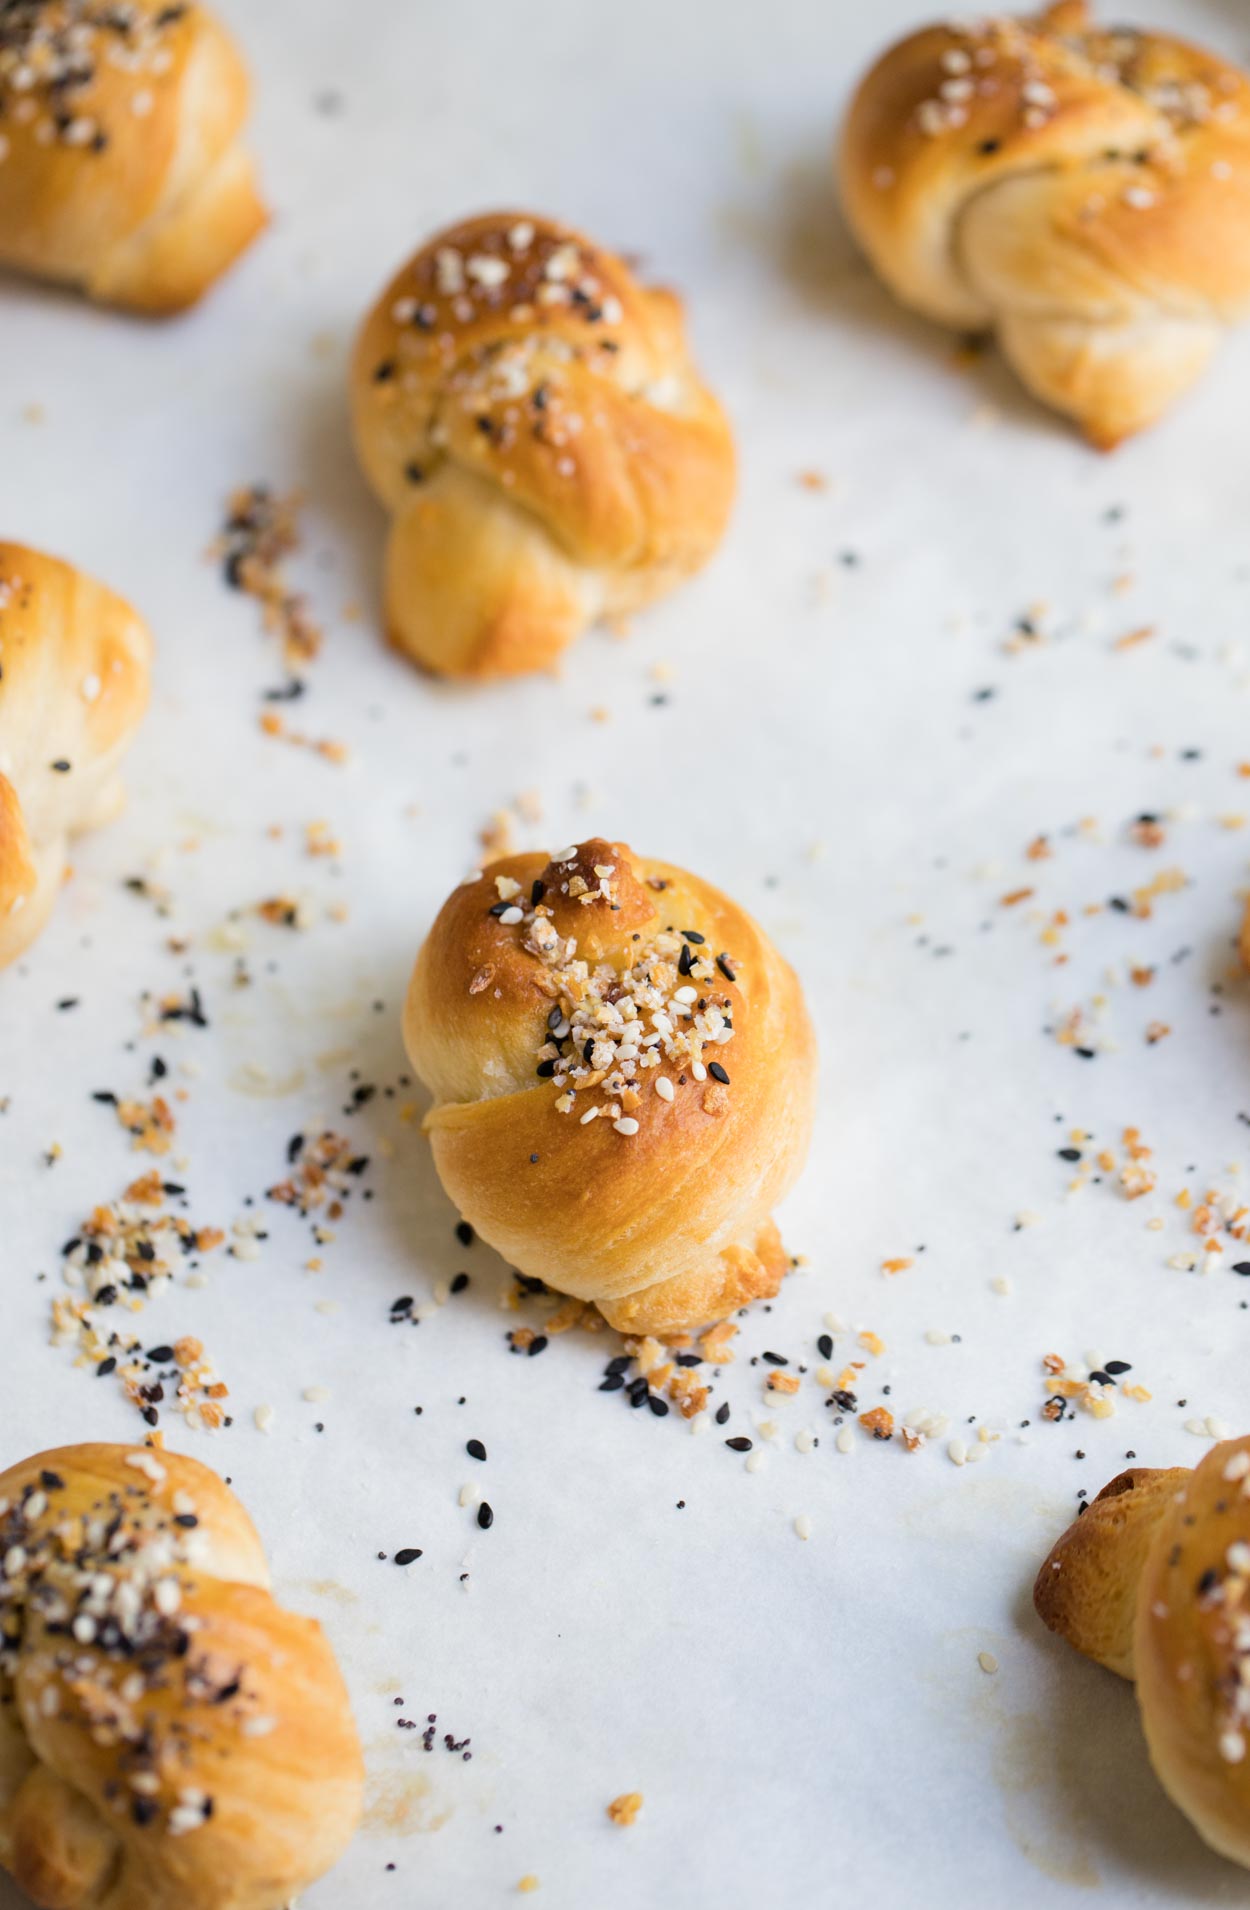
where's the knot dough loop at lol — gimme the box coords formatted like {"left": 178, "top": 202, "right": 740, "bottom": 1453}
{"left": 1034, "top": 1437, "right": 1250, "bottom": 1868}
{"left": 402, "top": 838, "right": 816, "bottom": 1334}
{"left": 351, "top": 212, "right": 736, "bottom": 678}
{"left": 0, "top": 1, "right": 266, "bottom": 313}
{"left": 839, "top": 2, "right": 1250, "bottom": 445}
{"left": 0, "top": 543, "right": 151, "bottom": 969}
{"left": 0, "top": 1443, "right": 363, "bottom": 1910}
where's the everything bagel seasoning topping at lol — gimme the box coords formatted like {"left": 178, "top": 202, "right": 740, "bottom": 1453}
{"left": 491, "top": 847, "right": 738, "bottom": 1133}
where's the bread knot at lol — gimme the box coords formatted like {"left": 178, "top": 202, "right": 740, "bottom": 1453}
{"left": 0, "top": 2, "right": 266, "bottom": 311}
{"left": 1035, "top": 1436, "right": 1250, "bottom": 1867}
{"left": 402, "top": 839, "right": 815, "bottom": 1332}
{"left": 0, "top": 544, "right": 151, "bottom": 968}
{"left": 0, "top": 1443, "right": 362, "bottom": 1909}
{"left": 840, "top": 2, "right": 1250, "bottom": 443}
{"left": 351, "top": 211, "right": 736, "bottom": 676}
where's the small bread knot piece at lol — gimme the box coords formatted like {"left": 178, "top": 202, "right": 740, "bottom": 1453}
{"left": 402, "top": 838, "right": 816, "bottom": 1333}
{"left": 0, "top": 2, "right": 267, "bottom": 313}
{"left": 839, "top": 1, "right": 1250, "bottom": 444}
{"left": 350, "top": 211, "right": 736, "bottom": 678}
{"left": 1034, "top": 1436, "right": 1250, "bottom": 1868}
{"left": 0, "top": 543, "right": 152, "bottom": 968}
{"left": 0, "top": 1443, "right": 364, "bottom": 1910}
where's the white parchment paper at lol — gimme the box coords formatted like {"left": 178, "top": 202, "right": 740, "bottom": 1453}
{"left": 5, "top": 1, "right": 1250, "bottom": 1903}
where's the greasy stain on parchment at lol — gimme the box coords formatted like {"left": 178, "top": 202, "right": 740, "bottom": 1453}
{"left": 363, "top": 1761, "right": 452, "bottom": 1837}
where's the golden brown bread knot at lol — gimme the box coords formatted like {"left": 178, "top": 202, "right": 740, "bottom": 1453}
{"left": 350, "top": 212, "right": 736, "bottom": 679}
{"left": 0, "top": 1, "right": 266, "bottom": 313}
{"left": 0, "top": 1443, "right": 363, "bottom": 1910}
{"left": 839, "top": 2, "right": 1250, "bottom": 445}
{"left": 403, "top": 838, "right": 816, "bottom": 1334}
{"left": 0, "top": 543, "right": 151, "bottom": 969}
{"left": 1035, "top": 1439, "right": 1250, "bottom": 1867}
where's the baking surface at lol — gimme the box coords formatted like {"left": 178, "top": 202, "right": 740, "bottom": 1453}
{"left": 4, "top": 0, "right": 1250, "bottom": 1903}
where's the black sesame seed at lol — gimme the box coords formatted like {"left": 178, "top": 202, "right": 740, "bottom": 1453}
{"left": 450, "top": 1272, "right": 469, "bottom": 1294}
{"left": 455, "top": 1221, "right": 474, "bottom": 1246}
{"left": 527, "top": 1335, "right": 548, "bottom": 1356}
{"left": 817, "top": 1334, "right": 833, "bottom": 1360}
{"left": 467, "top": 1439, "right": 486, "bottom": 1461}
{"left": 394, "top": 1548, "right": 423, "bottom": 1566}
{"left": 708, "top": 1062, "right": 730, "bottom": 1085}
{"left": 725, "top": 1436, "right": 752, "bottom": 1452}
{"left": 599, "top": 1373, "right": 625, "bottom": 1391}
{"left": 716, "top": 954, "right": 736, "bottom": 983}
{"left": 95, "top": 1357, "right": 117, "bottom": 1377}
{"left": 1057, "top": 1147, "right": 1082, "bottom": 1162}
{"left": 715, "top": 1401, "right": 731, "bottom": 1425}
{"left": 477, "top": 1503, "right": 494, "bottom": 1530}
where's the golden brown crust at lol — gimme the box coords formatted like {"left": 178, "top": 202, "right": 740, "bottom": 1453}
{"left": 1135, "top": 1438, "right": 1250, "bottom": 1868}
{"left": 839, "top": 2, "right": 1250, "bottom": 444}
{"left": 0, "top": 2, "right": 266, "bottom": 313}
{"left": 0, "top": 1443, "right": 363, "bottom": 1910}
{"left": 1034, "top": 1465, "right": 1188, "bottom": 1676}
{"left": 0, "top": 542, "right": 151, "bottom": 968}
{"left": 1035, "top": 1438, "right": 1250, "bottom": 1869}
{"left": 350, "top": 212, "right": 736, "bottom": 678}
{"left": 403, "top": 838, "right": 815, "bottom": 1332}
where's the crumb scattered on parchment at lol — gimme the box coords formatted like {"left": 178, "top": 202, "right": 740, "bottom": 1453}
{"left": 606, "top": 1792, "right": 643, "bottom": 1827}
{"left": 52, "top": 1175, "right": 228, "bottom": 1430}
{"left": 214, "top": 486, "right": 322, "bottom": 669}
{"left": 480, "top": 791, "right": 545, "bottom": 860}
{"left": 258, "top": 710, "right": 348, "bottom": 763}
